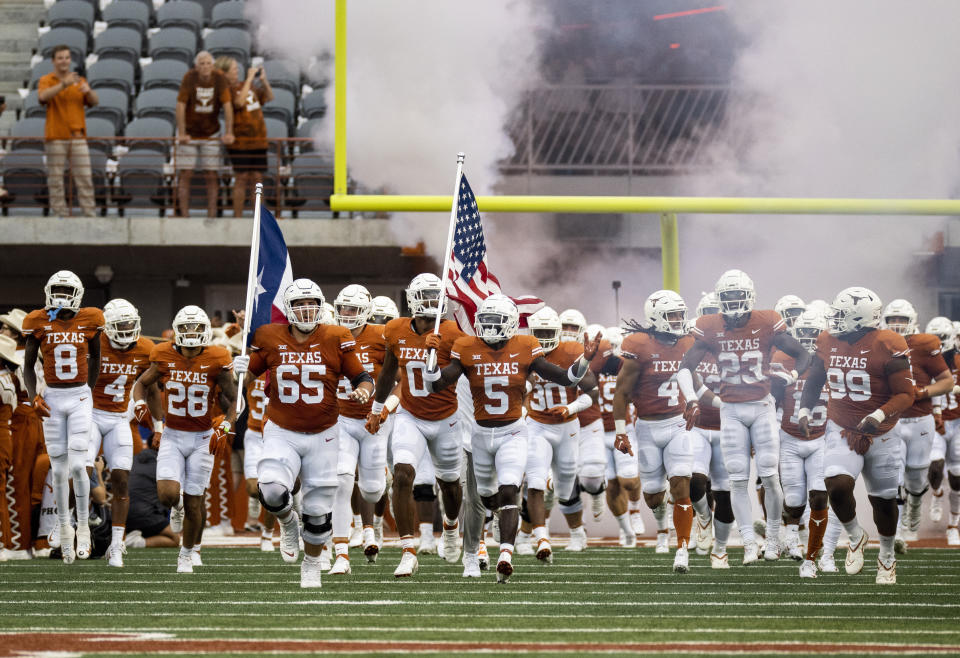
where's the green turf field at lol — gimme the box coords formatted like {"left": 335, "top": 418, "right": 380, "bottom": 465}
{"left": 2, "top": 546, "right": 959, "bottom": 656}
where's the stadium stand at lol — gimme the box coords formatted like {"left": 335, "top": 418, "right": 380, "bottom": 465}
{"left": 39, "top": 27, "right": 87, "bottom": 61}
{"left": 133, "top": 88, "right": 178, "bottom": 124}
{"left": 102, "top": 1, "right": 151, "bottom": 36}
{"left": 46, "top": 1, "right": 95, "bottom": 37}
{"left": 85, "top": 88, "right": 129, "bottom": 132}
{"left": 210, "top": 1, "right": 248, "bottom": 29}
{"left": 93, "top": 26, "right": 143, "bottom": 69}
{"left": 148, "top": 27, "right": 197, "bottom": 65}
{"left": 141, "top": 59, "right": 189, "bottom": 91}
{"left": 204, "top": 27, "right": 251, "bottom": 67}
{"left": 157, "top": 1, "right": 204, "bottom": 35}
{"left": 86, "top": 59, "right": 136, "bottom": 95}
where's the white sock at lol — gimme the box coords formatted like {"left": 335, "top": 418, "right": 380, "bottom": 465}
{"left": 192, "top": 543, "right": 201, "bottom": 554}
{"left": 841, "top": 518, "right": 863, "bottom": 545}
{"left": 729, "top": 480, "right": 756, "bottom": 544}
{"left": 692, "top": 495, "right": 711, "bottom": 523}
{"left": 50, "top": 454, "right": 70, "bottom": 527}
{"left": 332, "top": 473, "right": 354, "bottom": 539}
{"left": 532, "top": 525, "right": 546, "bottom": 542}
{"left": 713, "top": 520, "right": 733, "bottom": 555}
{"left": 499, "top": 542, "right": 514, "bottom": 555}
{"left": 419, "top": 522, "right": 433, "bottom": 538}
{"left": 949, "top": 490, "right": 960, "bottom": 517}
{"left": 628, "top": 499, "right": 642, "bottom": 513}
{"left": 822, "top": 508, "right": 843, "bottom": 555}
{"left": 615, "top": 512, "right": 633, "bottom": 535}
{"left": 878, "top": 534, "right": 895, "bottom": 564}
{"left": 111, "top": 526, "right": 124, "bottom": 546}
{"left": 334, "top": 541, "right": 348, "bottom": 556}
{"left": 652, "top": 501, "right": 668, "bottom": 531}
{"left": 353, "top": 513, "right": 362, "bottom": 529}
{"left": 373, "top": 515, "right": 383, "bottom": 530}
{"left": 179, "top": 546, "right": 191, "bottom": 559}
{"left": 760, "top": 475, "right": 783, "bottom": 540}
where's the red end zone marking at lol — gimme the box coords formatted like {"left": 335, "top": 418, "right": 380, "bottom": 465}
{"left": 1, "top": 633, "right": 959, "bottom": 656}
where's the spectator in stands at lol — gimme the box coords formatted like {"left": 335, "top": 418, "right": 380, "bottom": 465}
{"left": 215, "top": 57, "right": 273, "bottom": 218}
{"left": 124, "top": 447, "right": 179, "bottom": 549}
{"left": 175, "top": 51, "right": 234, "bottom": 217}
{"left": 37, "top": 45, "right": 98, "bottom": 218}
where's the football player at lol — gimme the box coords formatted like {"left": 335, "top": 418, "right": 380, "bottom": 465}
{"left": 132, "top": 305, "right": 236, "bottom": 573}
{"left": 775, "top": 295, "right": 806, "bottom": 330}
{"left": 798, "top": 287, "right": 915, "bottom": 584}
{"left": 241, "top": 365, "right": 271, "bottom": 551}
{"left": 677, "top": 270, "right": 810, "bottom": 563}
{"left": 232, "top": 279, "right": 373, "bottom": 587}
{"left": 425, "top": 295, "right": 599, "bottom": 581}
{"left": 23, "top": 271, "right": 104, "bottom": 564}
{"left": 328, "top": 284, "right": 388, "bottom": 574}
{"left": 924, "top": 317, "right": 960, "bottom": 543}
{"left": 524, "top": 306, "right": 600, "bottom": 560}
{"left": 88, "top": 299, "right": 157, "bottom": 567}
{"left": 365, "top": 273, "right": 465, "bottom": 578}
{"left": 614, "top": 291, "right": 696, "bottom": 572}
{"left": 880, "top": 300, "right": 953, "bottom": 549}
{"left": 366, "top": 294, "right": 399, "bottom": 539}
{"left": 578, "top": 322, "right": 609, "bottom": 522}
{"left": 771, "top": 309, "right": 830, "bottom": 578}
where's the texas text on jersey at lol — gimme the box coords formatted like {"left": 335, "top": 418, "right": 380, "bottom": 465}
{"left": 526, "top": 340, "right": 584, "bottom": 424}
{"left": 22, "top": 307, "right": 104, "bottom": 386}
{"left": 93, "top": 334, "right": 155, "bottom": 413}
{"left": 451, "top": 334, "right": 542, "bottom": 423}
{"left": 248, "top": 323, "right": 368, "bottom": 433}
{"left": 903, "top": 332, "right": 949, "bottom": 418}
{"left": 691, "top": 310, "right": 786, "bottom": 403}
{"left": 384, "top": 318, "right": 463, "bottom": 421}
{"left": 619, "top": 331, "right": 694, "bottom": 418}
{"left": 150, "top": 342, "right": 233, "bottom": 432}
{"left": 337, "top": 323, "right": 386, "bottom": 420}
{"left": 773, "top": 351, "right": 827, "bottom": 440}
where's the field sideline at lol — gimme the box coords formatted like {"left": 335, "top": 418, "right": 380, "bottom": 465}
{"left": 2, "top": 546, "right": 959, "bottom": 657}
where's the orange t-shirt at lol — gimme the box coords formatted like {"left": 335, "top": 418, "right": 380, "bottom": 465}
{"left": 526, "top": 341, "right": 584, "bottom": 425}
{"left": 93, "top": 335, "right": 155, "bottom": 413}
{"left": 231, "top": 82, "right": 268, "bottom": 150}
{"left": 177, "top": 69, "right": 232, "bottom": 138}
{"left": 23, "top": 307, "right": 104, "bottom": 386}
{"left": 150, "top": 342, "right": 233, "bottom": 433}
{"left": 452, "top": 334, "right": 542, "bottom": 424}
{"left": 38, "top": 72, "right": 92, "bottom": 140}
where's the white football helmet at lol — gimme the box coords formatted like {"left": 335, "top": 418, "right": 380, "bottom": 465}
{"left": 528, "top": 306, "right": 562, "bottom": 353}
{"left": 604, "top": 326, "right": 623, "bottom": 355}
{"left": 806, "top": 299, "right": 831, "bottom": 318}
{"left": 644, "top": 290, "right": 687, "bottom": 336}
{"left": 715, "top": 269, "right": 755, "bottom": 319}
{"left": 775, "top": 295, "right": 806, "bottom": 329}
{"left": 827, "top": 287, "right": 882, "bottom": 335}
{"left": 103, "top": 298, "right": 141, "bottom": 346}
{"left": 696, "top": 292, "right": 720, "bottom": 318}
{"left": 173, "top": 305, "right": 212, "bottom": 348}
{"left": 558, "top": 309, "right": 587, "bottom": 344}
{"left": 792, "top": 309, "right": 826, "bottom": 354}
{"left": 283, "top": 278, "right": 325, "bottom": 333}
{"left": 44, "top": 270, "right": 84, "bottom": 311}
{"left": 881, "top": 299, "right": 918, "bottom": 336}
{"left": 369, "top": 296, "right": 399, "bottom": 325}
{"left": 474, "top": 294, "right": 519, "bottom": 345}
{"left": 585, "top": 323, "right": 605, "bottom": 341}
{"left": 406, "top": 273, "right": 446, "bottom": 319}
{"left": 925, "top": 316, "right": 955, "bottom": 351}
{"left": 321, "top": 302, "right": 336, "bottom": 326}
{"left": 334, "top": 284, "right": 372, "bottom": 330}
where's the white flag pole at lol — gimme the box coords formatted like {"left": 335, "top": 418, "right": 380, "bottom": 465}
{"left": 426, "top": 151, "right": 465, "bottom": 371}
{"left": 236, "top": 182, "right": 264, "bottom": 414}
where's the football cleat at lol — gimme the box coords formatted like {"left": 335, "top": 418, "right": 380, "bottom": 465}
{"left": 799, "top": 559, "right": 818, "bottom": 579}
{"left": 673, "top": 546, "right": 690, "bottom": 573}
{"left": 565, "top": 526, "right": 588, "bottom": 552}
{"left": 328, "top": 555, "right": 351, "bottom": 575}
{"left": 170, "top": 501, "right": 185, "bottom": 534}
{"left": 319, "top": 544, "right": 332, "bottom": 571}
{"left": 753, "top": 519, "right": 766, "bottom": 539}
{"left": 348, "top": 524, "right": 363, "bottom": 548}
{"left": 620, "top": 529, "right": 637, "bottom": 548}
{"left": 462, "top": 553, "right": 481, "bottom": 578}
{"left": 394, "top": 549, "right": 419, "bottom": 578}
{"left": 742, "top": 541, "right": 760, "bottom": 565}
{"left": 515, "top": 531, "right": 535, "bottom": 555}
{"left": 710, "top": 552, "right": 729, "bottom": 569}
{"left": 418, "top": 532, "right": 437, "bottom": 555}
{"left": 845, "top": 531, "right": 868, "bottom": 575}
{"left": 478, "top": 541, "right": 490, "bottom": 570}
{"left": 6, "top": 549, "right": 31, "bottom": 560}
{"left": 536, "top": 538, "right": 553, "bottom": 564}
{"left": 496, "top": 550, "right": 513, "bottom": 583}
{"left": 123, "top": 529, "right": 146, "bottom": 549}
{"left": 930, "top": 492, "right": 944, "bottom": 523}
{"left": 363, "top": 527, "right": 379, "bottom": 563}
{"left": 655, "top": 532, "right": 670, "bottom": 554}
{"left": 75, "top": 525, "right": 92, "bottom": 560}
{"left": 260, "top": 536, "right": 275, "bottom": 552}
{"left": 300, "top": 558, "right": 322, "bottom": 588}
{"left": 784, "top": 525, "right": 803, "bottom": 561}
{"left": 190, "top": 549, "right": 202, "bottom": 567}
{"left": 876, "top": 557, "right": 897, "bottom": 585}
{"left": 894, "top": 530, "right": 907, "bottom": 554}
{"left": 818, "top": 553, "right": 839, "bottom": 573}
{"left": 373, "top": 519, "right": 383, "bottom": 546}
{"left": 279, "top": 514, "right": 301, "bottom": 564}
{"left": 48, "top": 522, "right": 61, "bottom": 549}
{"left": 694, "top": 517, "right": 712, "bottom": 555}
{"left": 442, "top": 522, "right": 462, "bottom": 563}
{"left": 947, "top": 526, "right": 960, "bottom": 546}
{"left": 764, "top": 537, "right": 781, "bottom": 561}
{"left": 107, "top": 543, "right": 124, "bottom": 568}
{"left": 630, "top": 510, "right": 646, "bottom": 535}
{"left": 176, "top": 553, "right": 193, "bottom": 573}
{"left": 60, "top": 525, "right": 76, "bottom": 565}
{"left": 591, "top": 494, "right": 604, "bottom": 521}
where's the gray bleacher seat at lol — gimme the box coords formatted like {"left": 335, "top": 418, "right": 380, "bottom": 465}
{"left": 86, "top": 59, "right": 135, "bottom": 95}
{"left": 28, "top": 59, "right": 78, "bottom": 89}
{"left": 23, "top": 90, "right": 45, "bottom": 119}
{"left": 115, "top": 150, "right": 169, "bottom": 215}
{"left": 103, "top": 0, "right": 150, "bottom": 35}
{"left": 157, "top": 1, "right": 203, "bottom": 34}
{"left": 300, "top": 89, "right": 327, "bottom": 119}
{"left": 262, "top": 59, "right": 300, "bottom": 95}
{"left": 94, "top": 27, "right": 143, "bottom": 67}
{"left": 85, "top": 116, "right": 116, "bottom": 155}
{"left": 39, "top": 27, "right": 88, "bottom": 62}
{"left": 261, "top": 88, "right": 295, "bottom": 130}
{"left": 264, "top": 116, "right": 289, "bottom": 149}
{"left": 134, "top": 88, "right": 178, "bottom": 123}
{"left": 86, "top": 88, "right": 129, "bottom": 132}
{"left": 54, "top": 0, "right": 100, "bottom": 20}
{"left": 9, "top": 118, "right": 46, "bottom": 151}
{"left": 193, "top": 0, "right": 221, "bottom": 22}
{"left": 287, "top": 153, "right": 333, "bottom": 213}
{"left": 295, "top": 117, "right": 323, "bottom": 152}
{"left": 204, "top": 28, "right": 250, "bottom": 67}
{"left": 125, "top": 116, "right": 174, "bottom": 153}
{"left": 141, "top": 58, "right": 189, "bottom": 91}
{"left": 47, "top": 0, "right": 95, "bottom": 36}
{"left": 149, "top": 27, "right": 197, "bottom": 65}
{"left": 2, "top": 148, "right": 47, "bottom": 212}
{"left": 211, "top": 1, "right": 248, "bottom": 29}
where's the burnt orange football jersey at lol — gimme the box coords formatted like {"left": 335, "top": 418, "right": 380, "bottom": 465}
{"left": 773, "top": 351, "right": 827, "bottom": 440}
{"left": 245, "top": 373, "right": 267, "bottom": 434}
{"left": 694, "top": 355, "right": 721, "bottom": 431}
{"left": 150, "top": 342, "right": 232, "bottom": 432}
{"left": 384, "top": 318, "right": 464, "bottom": 421}
{"left": 93, "top": 335, "right": 155, "bottom": 413}
{"left": 452, "top": 334, "right": 542, "bottom": 423}
{"left": 903, "top": 333, "right": 949, "bottom": 418}
{"left": 23, "top": 307, "right": 104, "bottom": 386}
{"left": 526, "top": 341, "right": 584, "bottom": 425}
{"left": 692, "top": 310, "right": 786, "bottom": 403}
{"left": 620, "top": 331, "right": 693, "bottom": 418}
{"left": 249, "top": 323, "right": 367, "bottom": 433}
{"left": 337, "top": 323, "right": 386, "bottom": 420}
{"left": 943, "top": 352, "right": 960, "bottom": 422}
{"left": 815, "top": 328, "right": 910, "bottom": 434}
{"left": 589, "top": 340, "right": 620, "bottom": 431}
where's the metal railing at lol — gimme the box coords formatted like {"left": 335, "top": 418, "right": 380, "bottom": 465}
{"left": 502, "top": 84, "right": 735, "bottom": 176}
{"left": 0, "top": 136, "right": 344, "bottom": 218}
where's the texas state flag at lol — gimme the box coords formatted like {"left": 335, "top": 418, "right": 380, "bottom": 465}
{"left": 247, "top": 206, "right": 293, "bottom": 345}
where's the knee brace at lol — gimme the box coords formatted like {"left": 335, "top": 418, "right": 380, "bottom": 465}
{"left": 690, "top": 474, "right": 709, "bottom": 502}
{"left": 413, "top": 483, "right": 437, "bottom": 503}
{"left": 579, "top": 476, "right": 606, "bottom": 496}
{"left": 558, "top": 486, "right": 583, "bottom": 515}
{"left": 713, "top": 490, "right": 734, "bottom": 523}
{"left": 520, "top": 495, "right": 531, "bottom": 523}
{"left": 302, "top": 512, "right": 333, "bottom": 545}
{"left": 904, "top": 467, "right": 929, "bottom": 496}
{"left": 258, "top": 482, "right": 292, "bottom": 516}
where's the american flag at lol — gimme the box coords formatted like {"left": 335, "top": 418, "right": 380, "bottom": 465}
{"left": 445, "top": 173, "right": 543, "bottom": 334}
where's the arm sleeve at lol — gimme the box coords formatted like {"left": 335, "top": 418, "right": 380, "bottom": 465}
{"left": 799, "top": 356, "right": 827, "bottom": 411}
{"left": 880, "top": 368, "right": 917, "bottom": 419}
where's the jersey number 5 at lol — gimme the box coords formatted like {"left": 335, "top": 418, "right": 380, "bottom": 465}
{"left": 277, "top": 364, "right": 326, "bottom": 404}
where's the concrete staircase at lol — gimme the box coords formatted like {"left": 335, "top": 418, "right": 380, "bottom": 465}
{"left": 0, "top": 0, "right": 46, "bottom": 134}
